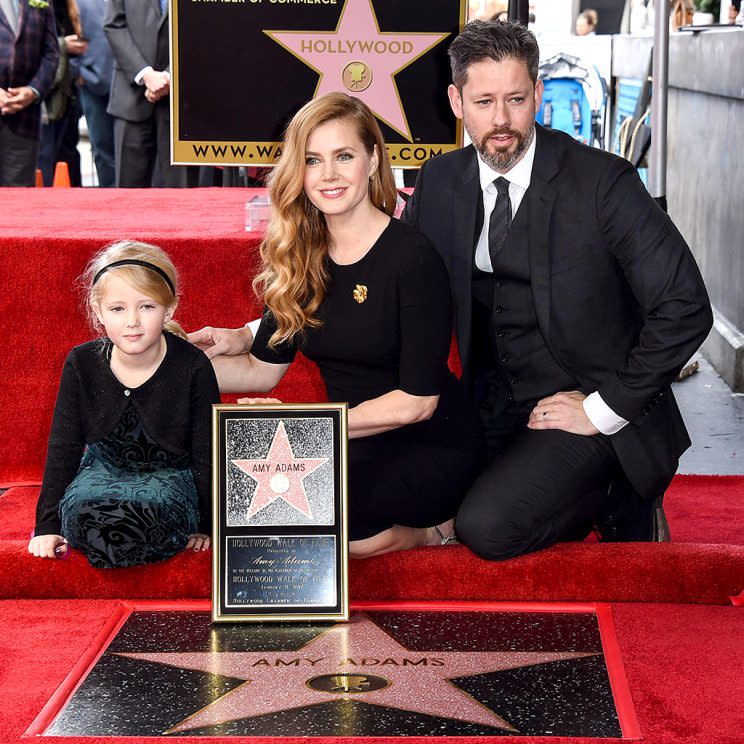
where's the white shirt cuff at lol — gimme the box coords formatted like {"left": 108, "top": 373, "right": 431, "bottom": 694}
{"left": 134, "top": 66, "right": 154, "bottom": 85}
{"left": 245, "top": 318, "right": 261, "bottom": 337}
{"left": 582, "top": 392, "right": 629, "bottom": 435}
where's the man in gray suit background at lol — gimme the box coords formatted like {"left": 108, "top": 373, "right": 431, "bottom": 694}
{"left": 104, "top": 0, "right": 196, "bottom": 187}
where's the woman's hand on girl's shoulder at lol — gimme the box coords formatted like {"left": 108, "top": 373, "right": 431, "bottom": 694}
{"left": 28, "top": 534, "right": 67, "bottom": 559}
{"left": 186, "top": 534, "right": 211, "bottom": 552}
{"left": 187, "top": 326, "right": 254, "bottom": 360}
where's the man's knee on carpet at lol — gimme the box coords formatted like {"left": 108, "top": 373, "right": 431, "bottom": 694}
{"left": 455, "top": 500, "right": 554, "bottom": 561}
{"left": 454, "top": 464, "right": 615, "bottom": 560}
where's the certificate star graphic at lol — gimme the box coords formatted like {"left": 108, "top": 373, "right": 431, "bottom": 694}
{"left": 231, "top": 421, "right": 328, "bottom": 520}
{"left": 116, "top": 613, "right": 594, "bottom": 734}
{"left": 265, "top": 0, "right": 449, "bottom": 140}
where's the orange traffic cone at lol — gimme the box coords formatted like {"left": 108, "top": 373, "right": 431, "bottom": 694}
{"left": 52, "top": 162, "right": 71, "bottom": 188}
{"left": 35, "top": 169, "right": 44, "bottom": 187}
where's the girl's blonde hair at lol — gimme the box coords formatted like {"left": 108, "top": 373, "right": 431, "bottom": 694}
{"left": 253, "top": 92, "right": 398, "bottom": 348}
{"left": 83, "top": 240, "right": 187, "bottom": 339}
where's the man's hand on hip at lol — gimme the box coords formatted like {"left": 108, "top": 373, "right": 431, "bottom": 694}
{"left": 528, "top": 391, "right": 600, "bottom": 436}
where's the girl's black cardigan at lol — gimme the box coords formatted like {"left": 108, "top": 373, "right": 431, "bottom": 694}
{"left": 35, "top": 332, "right": 220, "bottom": 536}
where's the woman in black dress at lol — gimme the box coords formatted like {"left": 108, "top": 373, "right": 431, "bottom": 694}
{"left": 202, "top": 93, "right": 483, "bottom": 557}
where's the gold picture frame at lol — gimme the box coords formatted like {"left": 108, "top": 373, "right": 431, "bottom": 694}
{"left": 212, "top": 403, "right": 349, "bottom": 623}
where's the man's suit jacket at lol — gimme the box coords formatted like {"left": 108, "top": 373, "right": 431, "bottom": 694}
{"left": 0, "top": 0, "right": 59, "bottom": 138}
{"left": 402, "top": 124, "right": 713, "bottom": 502}
{"left": 104, "top": 0, "right": 168, "bottom": 122}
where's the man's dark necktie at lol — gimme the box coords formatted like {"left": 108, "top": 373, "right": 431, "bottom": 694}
{"left": 488, "top": 177, "right": 512, "bottom": 268}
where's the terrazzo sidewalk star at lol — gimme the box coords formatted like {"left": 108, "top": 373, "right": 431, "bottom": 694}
{"left": 42, "top": 607, "right": 627, "bottom": 737}
{"left": 120, "top": 613, "right": 592, "bottom": 733}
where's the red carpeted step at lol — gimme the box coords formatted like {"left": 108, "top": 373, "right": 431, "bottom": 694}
{"left": 5, "top": 475, "right": 744, "bottom": 544}
{"left": 1, "top": 539, "right": 742, "bottom": 604}
{"left": 1, "top": 486, "right": 44, "bottom": 540}
{"left": 3, "top": 478, "right": 743, "bottom": 604}
{"left": 0, "top": 188, "right": 252, "bottom": 238}
{"left": 2, "top": 189, "right": 742, "bottom": 607}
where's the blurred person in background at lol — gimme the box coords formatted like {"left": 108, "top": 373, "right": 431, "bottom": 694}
{"left": 469, "top": 0, "right": 507, "bottom": 21}
{"left": 104, "top": 0, "right": 197, "bottom": 187}
{"left": 38, "top": 0, "right": 87, "bottom": 186}
{"left": 76, "top": 0, "right": 114, "bottom": 187}
{"left": 0, "top": 0, "right": 59, "bottom": 186}
{"left": 575, "top": 8, "right": 598, "bottom": 35}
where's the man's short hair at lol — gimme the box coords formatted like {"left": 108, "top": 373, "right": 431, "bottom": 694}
{"left": 448, "top": 20, "right": 540, "bottom": 89}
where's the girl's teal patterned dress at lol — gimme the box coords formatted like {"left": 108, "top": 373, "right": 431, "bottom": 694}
{"left": 60, "top": 406, "right": 199, "bottom": 568}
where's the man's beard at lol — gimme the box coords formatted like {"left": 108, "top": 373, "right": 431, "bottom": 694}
{"left": 467, "top": 121, "right": 535, "bottom": 173}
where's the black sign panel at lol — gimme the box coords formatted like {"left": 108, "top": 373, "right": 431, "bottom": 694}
{"left": 226, "top": 535, "right": 337, "bottom": 608}
{"left": 171, "top": 0, "right": 466, "bottom": 166}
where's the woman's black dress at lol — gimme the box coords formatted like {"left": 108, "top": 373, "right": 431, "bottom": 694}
{"left": 251, "top": 219, "right": 484, "bottom": 541}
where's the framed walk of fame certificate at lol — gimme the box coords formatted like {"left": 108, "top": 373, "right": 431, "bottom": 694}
{"left": 212, "top": 404, "right": 349, "bottom": 623}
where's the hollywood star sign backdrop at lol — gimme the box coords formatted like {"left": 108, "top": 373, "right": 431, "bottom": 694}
{"left": 170, "top": 0, "right": 466, "bottom": 167}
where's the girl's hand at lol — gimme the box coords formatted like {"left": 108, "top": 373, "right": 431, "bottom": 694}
{"left": 237, "top": 397, "right": 282, "bottom": 405}
{"left": 28, "top": 534, "right": 67, "bottom": 559}
{"left": 186, "top": 534, "right": 211, "bottom": 552}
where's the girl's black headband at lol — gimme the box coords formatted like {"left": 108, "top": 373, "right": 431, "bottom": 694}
{"left": 92, "top": 259, "right": 175, "bottom": 295}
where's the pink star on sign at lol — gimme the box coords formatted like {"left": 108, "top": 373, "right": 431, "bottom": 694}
{"left": 265, "top": 0, "right": 449, "bottom": 141}
{"left": 231, "top": 421, "right": 328, "bottom": 520}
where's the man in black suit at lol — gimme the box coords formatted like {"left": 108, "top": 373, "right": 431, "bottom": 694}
{"left": 104, "top": 0, "right": 196, "bottom": 187}
{"left": 401, "top": 20, "right": 713, "bottom": 559}
{"left": 188, "top": 21, "right": 713, "bottom": 561}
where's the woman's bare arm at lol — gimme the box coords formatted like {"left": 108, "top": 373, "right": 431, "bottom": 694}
{"left": 348, "top": 390, "right": 439, "bottom": 439}
{"left": 211, "top": 353, "right": 289, "bottom": 394}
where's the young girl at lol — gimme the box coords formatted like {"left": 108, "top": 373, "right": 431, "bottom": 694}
{"left": 28, "top": 241, "right": 220, "bottom": 568}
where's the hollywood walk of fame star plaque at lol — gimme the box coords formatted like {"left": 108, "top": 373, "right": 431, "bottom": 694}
{"left": 31, "top": 603, "right": 640, "bottom": 738}
{"left": 169, "top": 0, "right": 467, "bottom": 166}
{"left": 212, "top": 404, "right": 348, "bottom": 623}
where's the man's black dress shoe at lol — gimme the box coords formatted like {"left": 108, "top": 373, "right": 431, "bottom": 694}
{"left": 596, "top": 482, "right": 671, "bottom": 542}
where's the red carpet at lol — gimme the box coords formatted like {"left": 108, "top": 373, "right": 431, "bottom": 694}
{"left": 663, "top": 474, "right": 744, "bottom": 544}
{"left": 1, "top": 477, "right": 742, "bottom": 604}
{"left": 4, "top": 476, "right": 743, "bottom": 545}
{"left": 0, "top": 188, "right": 253, "bottom": 239}
{"left": 1, "top": 188, "right": 743, "bottom": 607}
{"left": 0, "top": 190, "right": 327, "bottom": 483}
{"left": 0, "top": 599, "right": 741, "bottom": 744}
{"left": 1, "top": 189, "right": 743, "bottom": 743}
{"left": 0, "top": 537, "right": 740, "bottom": 604}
